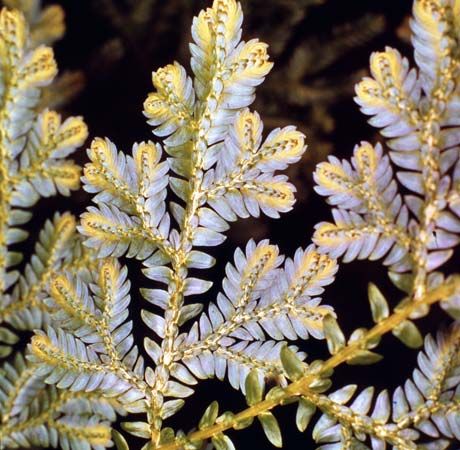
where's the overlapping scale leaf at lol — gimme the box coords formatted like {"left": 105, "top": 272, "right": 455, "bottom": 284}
{"left": 355, "top": 47, "right": 420, "bottom": 147}
{"left": 169, "top": 242, "right": 335, "bottom": 393}
{"left": 80, "top": 138, "right": 171, "bottom": 260}
{"left": 29, "top": 259, "right": 146, "bottom": 413}
{"left": 308, "top": 323, "right": 460, "bottom": 449}
{"left": 314, "top": 142, "right": 411, "bottom": 270}
{"left": 1, "top": 212, "right": 78, "bottom": 333}
{"left": 204, "top": 109, "right": 306, "bottom": 221}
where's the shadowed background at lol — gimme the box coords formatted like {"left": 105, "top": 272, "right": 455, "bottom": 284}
{"left": 13, "top": 0, "right": 458, "bottom": 448}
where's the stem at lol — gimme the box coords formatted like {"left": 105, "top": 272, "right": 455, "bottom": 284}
{"left": 411, "top": 6, "right": 460, "bottom": 302}
{"left": 155, "top": 280, "right": 458, "bottom": 450}
{"left": 175, "top": 302, "right": 326, "bottom": 361}
{"left": 0, "top": 45, "right": 16, "bottom": 294}
{"left": 147, "top": 132, "right": 206, "bottom": 441}
{"left": 147, "top": 6, "right": 232, "bottom": 440}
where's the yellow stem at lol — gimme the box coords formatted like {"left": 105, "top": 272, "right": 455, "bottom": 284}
{"left": 155, "top": 280, "right": 457, "bottom": 450}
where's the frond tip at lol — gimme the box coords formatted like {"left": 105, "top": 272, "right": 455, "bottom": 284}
{"left": 313, "top": 142, "right": 410, "bottom": 269}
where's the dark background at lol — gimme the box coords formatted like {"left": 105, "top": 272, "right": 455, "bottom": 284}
{"left": 18, "top": 0, "right": 459, "bottom": 448}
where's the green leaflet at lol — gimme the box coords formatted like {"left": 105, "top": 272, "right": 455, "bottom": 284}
{"left": 258, "top": 412, "right": 282, "bottom": 448}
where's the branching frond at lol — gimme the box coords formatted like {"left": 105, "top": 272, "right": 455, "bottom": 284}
{"left": 28, "top": 259, "right": 147, "bottom": 413}
{"left": 11, "top": 110, "right": 86, "bottom": 203}
{"left": 303, "top": 322, "right": 460, "bottom": 449}
{"left": 164, "top": 242, "right": 335, "bottom": 394}
{"left": 80, "top": 138, "right": 171, "bottom": 260}
{"left": 77, "top": 1, "right": 308, "bottom": 438}
{"left": 0, "top": 213, "right": 92, "bottom": 342}
{"left": 143, "top": 62, "right": 196, "bottom": 179}
{"left": 0, "top": 8, "right": 87, "bottom": 296}
{"left": 314, "top": 142, "right": 411, "bottom": 269}
{"left": 0, "top": 353, "right": 116, "bottom": 450}
{"left": 354, "top": 47, "right": 420, "bottom": 148}
{"left": 142, "top": 0, "right": 272, "bottom": 182}
{"left": 411, "top": 0, "right": 460, "bottom": 95}
{"left": 315, "top": 0, "right": 460, "bottom": 302}
{"left": 9, "top": 1, "right": 459, "bottom": 450}
{"left": 204, "top": 109, "right": 305, "bottom": 220}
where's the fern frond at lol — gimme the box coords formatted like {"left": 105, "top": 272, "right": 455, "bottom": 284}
{"left": 0, "top": 213, "right": 90, "bottom": 338}
{"left": 78, "top": 3, "right": 307, "bottom": 439}
{"left": 315, "top": 0, "right": 460, "bottom": 302}
{"left": 58, "top": 0, "right": 460, "bottom": 448}
{"left": 166, "top": 243, "right": 335, "bottom": 393}
{"left": 0, "top": 8, "right": 86, "bottom": 296}
{"left": 297, "top": 322, "right": 460, "bottom": 449}
{"left": 29, "top": 259, "right": 147, "bottom": 413}
{"left": 0, "top": 353, "right": 117, "bottom": 450}
{"left": 80, "top": 138, "right": 172, "bottom": 260}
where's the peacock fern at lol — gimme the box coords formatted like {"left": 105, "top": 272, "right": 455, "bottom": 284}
{"left": 0, "top": 6, "right": 106, "bottom": 449}
{"left": 0, "top": 6, "right": 88, "bottom": 354}
{"left": 2, "top": 0, "right": 460, "bottom": 450}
